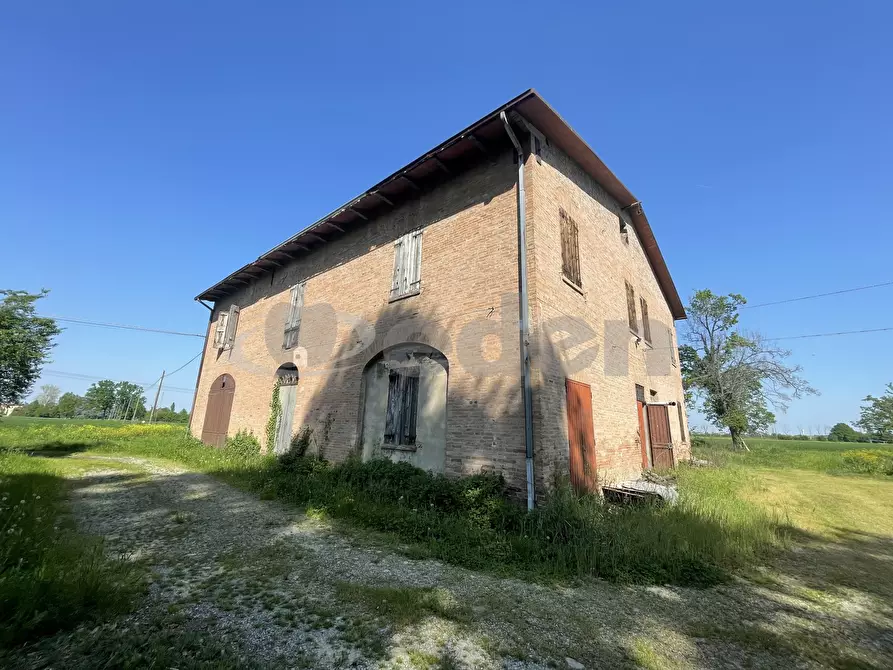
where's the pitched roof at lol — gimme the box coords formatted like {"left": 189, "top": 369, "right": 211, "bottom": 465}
{"left": 195, "top": 89, "right": 685, "bottom": 320}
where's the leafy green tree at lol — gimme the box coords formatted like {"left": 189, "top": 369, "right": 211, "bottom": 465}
{"left": 115, "top": 381, "right": 146, "bottom": 420}
{"left": 0, "top": 290, "right": 61, "bottom": 410}
{"left": 85, "top": 380, "right": 117, "bottom": 418}
{"left": 828, "top": 422, "right": 860, "bottom": 443}
{"left": 36, "top": 383, "right": 61, "bottom": 406}
{"left": 57, "top": 392, "right": 86, "bottom": 418}
{"left": 858, "top": 383, "right": 893, "bottom": 442}
{"left": 680, "top": 289, "right": 815, "bottom": 450}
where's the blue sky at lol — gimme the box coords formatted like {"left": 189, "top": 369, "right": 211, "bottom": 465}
{"left": 2, "top": 1, "right": 891, "bottom": 430}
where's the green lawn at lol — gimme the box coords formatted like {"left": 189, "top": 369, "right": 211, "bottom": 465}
{"left": 2, "top": 416, "right": 131, "bottom": 427}
{"left": 1, "top": 422, "right": 891, "bottom": 668}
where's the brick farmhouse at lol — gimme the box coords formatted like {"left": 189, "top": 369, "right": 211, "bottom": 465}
{"left": 189, "top": 90, "right": 690, "bottom": 505}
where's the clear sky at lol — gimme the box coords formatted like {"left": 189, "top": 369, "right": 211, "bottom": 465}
{"left": 2, "top": 1, "right": 891, "bottom": 430}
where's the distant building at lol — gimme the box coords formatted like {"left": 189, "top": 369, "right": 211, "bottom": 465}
{"left": 189, "top": 90, "right": 690, "bottom": 504}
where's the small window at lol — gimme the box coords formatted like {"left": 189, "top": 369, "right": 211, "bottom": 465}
{"left": 625, "top": 282, "right": 637, "bottom": 333}
{"left": 214, "top": 311, "right": 229, "bottom": 348}
{"left": 635, "top": 384, "right": 645, "bottom": 404}
{"left": 223, "top": 305, "right": 240, "bottom": 350}
{"left": 559, "top": 208, "right": 582, "bottom": 287}
{"left": 390, "top": 231, "right": 423, "bottom": 301}
{"left": 384, "top": 366, "right": 420, "bottom": 447}
{"left": 284, "top": 283, "right": 305, "bottom": 350}
{"left": 677, "top": 401, "right": 687, "bottom": 442}
{"left": 619, "top": 216, "right": 629, "bottom": 244}
{"left": 650, "top": 389, "right": 658, "bottom": 401}
{"left": 640, "top": 297, "right": 652, "bottom": 344}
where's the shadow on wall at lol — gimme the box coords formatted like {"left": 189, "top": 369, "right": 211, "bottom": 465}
{"left": 293, "top": 295, "right": 573, "bottom": 497}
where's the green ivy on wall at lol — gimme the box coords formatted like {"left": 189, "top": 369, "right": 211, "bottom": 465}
{"left": 265, "top": 378, "right": 282, "bottom": 452}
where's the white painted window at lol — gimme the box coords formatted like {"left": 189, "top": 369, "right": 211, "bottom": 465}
{"left": 390, "top": 231, "right": 423, "bottom": 301}
{"left": 216, "top": 304, "right": 239, "bottom": 350}
{"left": 214, "top": 311, "right": 229, "bottom": 348}
{"left": 284, "top": 283, "right": 305, "bottom": 350}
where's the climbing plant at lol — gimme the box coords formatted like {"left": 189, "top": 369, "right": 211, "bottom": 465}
{"left": 264, "top": 378, "right": 282, "bottom": 452}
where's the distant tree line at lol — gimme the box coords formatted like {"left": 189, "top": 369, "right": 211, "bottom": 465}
{"left": 13, "top": 381, "right": 189, "bottom": 423}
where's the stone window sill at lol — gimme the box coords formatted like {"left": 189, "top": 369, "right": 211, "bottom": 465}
{"left": 382, "top": 443, "right": 418, "bottom": 453}
{"left": 561, "top": 275, "right": 585, "bottom": 296}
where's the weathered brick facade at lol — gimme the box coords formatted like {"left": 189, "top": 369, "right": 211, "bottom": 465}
{"left": 190, "top": 96, "right": 689, "bottom": 498}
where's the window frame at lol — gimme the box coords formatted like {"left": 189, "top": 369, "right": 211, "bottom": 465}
{"left": 389, "top": 230, "right": 423, "bottom": 302}
{"left": 383, "top": 365, "right": 420, "bottom": 449}
{"left": 559, "top": 208, "right": 582, "bottom": 289}
{"left": 640, "top": 296, "right": 652, "bottom": 345}
{"left": 213, "top": 311, "right": 229, "bottom": 349}
{"left": 283, "top": 282, "right": 305, "bottom": 350}
{"left": 625, "top": 281, "right": 638, "bottom": 334}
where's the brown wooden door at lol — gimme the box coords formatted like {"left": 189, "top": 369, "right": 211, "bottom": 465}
{"left": 646, "top": 404, "right": 674, "bottom": 469}
{"left": 202, "top": 374, "right": 235, "bottom": 448}
{"left": 566, "top": 379, "right": 597, "bottom": 493}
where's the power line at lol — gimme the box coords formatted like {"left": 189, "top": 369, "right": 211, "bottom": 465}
{"left": 165, "top": 351, "right": 203, "bottom": 378}
{"left": 765, "top": 326, "right": 893, "bottom": 342}
{"left": 42, "top": 369, "right": 195, "bottom": 393}
{"left": 742, "top": 280, "right": 893, "bottom": 309}
{"left": 42, "top": 315, "right": 205, "bottom": 338}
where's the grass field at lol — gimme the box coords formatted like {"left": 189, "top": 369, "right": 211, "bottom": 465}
{"left": 1, "top": 416, "right": 132, "bottom": 427}
{"left": 1, "top": 421, "right": 891, "bottom": 668}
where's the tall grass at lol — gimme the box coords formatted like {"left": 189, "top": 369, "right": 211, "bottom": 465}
{"left": 694, "top": 435, "right": 893, "bottom": 476}
{"left": 0, "top": 451, "right": 144, "bottom": 647}
{"left": 1, "top": 422, "right": 786, "bottom": 587}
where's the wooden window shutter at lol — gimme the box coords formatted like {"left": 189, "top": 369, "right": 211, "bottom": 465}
{"left": 669, "top": 326, "right": 677, "bottom": 366}
{"left": 214, "top": 312, "right": 228, "bottom": 348}
{"left": 560, "top": 208, "right": 582, "bottom": 287}
{"left": 625, "top": 282, "right": 637, "bottom": 333}
{"left": 390, "top": 231, "right": 423, "bottom": 300}
{"left": 224, "top": 305, "right": 240, "bottom": 350}
{"left": 640, "top": 297, "right": 651, "bottom": 343}
{"left": 384, "top": 370, "right": 400, "bottom": 443}
{"left": 284, "top": 283, "right": 305, "bottom": 350}
{"left": 403, "top": 373, "right": 419, "bottom": 444}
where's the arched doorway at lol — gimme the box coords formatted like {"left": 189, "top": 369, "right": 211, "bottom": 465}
{"left": 359, "top": 343, "right": 448, "bottom": 473}
{"left": 202, "top": 374, "right": 235, "bottom": 448}
{"left": 274, "top": 364, "right": 299, "bottom": 454}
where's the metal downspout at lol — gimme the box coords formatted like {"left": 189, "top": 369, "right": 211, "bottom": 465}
{"left": 500, "top": 111, "right": 536, "bottom": 511}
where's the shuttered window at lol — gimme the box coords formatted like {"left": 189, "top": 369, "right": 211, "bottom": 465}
{"left": 640, "top": 297, "right": 652, "bottom": 344}
{"left": 213, "top": 312, "right": 229, "bottom": 348}
{"left": 223, "top": 305, "right": 239, "bottom": 350}
{"left": 625, "top": 282, "right": 637, "bottom": 333}
{"left": 384, "top": 367, "right": 420, "bottom": 446}
{"left": 669, "top": 326, "right": 678, "bottom": 366}
{"left": 283, "top": 283, "right": 305, "bottom": 350}
{"left": 559, "top": 208, "right": 582, "bottom": 287}
{"left": 390, "top": 231, "right": 423, "bottom": 301}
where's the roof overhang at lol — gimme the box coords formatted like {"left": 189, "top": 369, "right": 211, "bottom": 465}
{"left": 195, "top": 89, "right": 685, "bottom": 320}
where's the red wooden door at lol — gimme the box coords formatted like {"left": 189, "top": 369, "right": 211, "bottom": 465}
{"left": 566, "top": 379, "right": 597, "bottom": 493}
{"left": 202, "top": 374, "right": 235, "bottom": 448}
{"left": 646, "top": 404, "right": 674, "bottom": 469}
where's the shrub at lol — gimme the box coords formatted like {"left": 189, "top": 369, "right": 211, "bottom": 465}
{"left": 223, "top": 430, "right": 260, "bottom": 460}
{"left": 277, "top": 426, "right": 313, "bottom": 473}
{"left": 840, "top": 449, "right": 893, "bottom": 475}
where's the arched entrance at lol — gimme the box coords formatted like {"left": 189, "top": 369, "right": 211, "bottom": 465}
{"left": 359, "top": 343, "right": 448, "bottom": 473}
{"left": 274, "top": 364, "right": 299, "bottom": 454}
{"left": 202, "top": 374, "right": 235, "bottom": 448}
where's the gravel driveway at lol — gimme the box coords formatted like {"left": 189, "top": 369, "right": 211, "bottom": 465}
{"left": 13, "top": 454, "right": 893, "bottom": 669}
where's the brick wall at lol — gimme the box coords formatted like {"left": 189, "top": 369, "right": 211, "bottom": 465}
{"left": 525, "top": 128, "right": 690, "bottom": 493}
{"left": 190, "top": 152, "right": 531, "bottom": 491}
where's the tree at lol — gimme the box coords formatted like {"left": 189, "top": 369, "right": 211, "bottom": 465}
{"left": 114, "top": 381, "right": 146, "bottom": 420}
{"left": 85, "top": 380, "right": 117, "bottom": 418}
{"left": 57, "top": 392, "right": 89, "bottom": 418}
{"left": 858, "top": 383, "right": 893, "bottom": 442}
{"left": 36, "top": 383, "right": 61, "bottom": 406}
{"left": 680, "top": 289, "right": 815, "bottom": 450}
{"left": 828, "top": 422, "right": 860, "bottom": 443}
{"left": 0, "top": 290, "right": 61, "bottom": 411}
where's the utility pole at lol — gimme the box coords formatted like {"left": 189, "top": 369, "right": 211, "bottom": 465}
{"left": 149, "top": 371, "right": 165, "bottom": 423}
